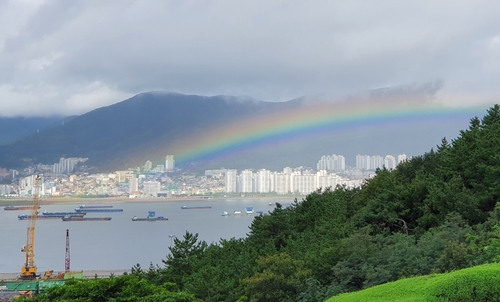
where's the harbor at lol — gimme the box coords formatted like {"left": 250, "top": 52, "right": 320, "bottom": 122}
{"left": 0, "top": 198, "right": 276, "bottom": 274}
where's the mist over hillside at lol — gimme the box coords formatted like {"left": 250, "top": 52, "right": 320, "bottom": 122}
{"left": 0, "top": 116, "right": 67, "bottom": 146}
{"left": 0, "top": 90, "right": 486, "bottom": 172}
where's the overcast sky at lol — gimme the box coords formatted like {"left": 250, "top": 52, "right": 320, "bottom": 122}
{"left": 0, "top": 0, "right": 499, "bottom": 116}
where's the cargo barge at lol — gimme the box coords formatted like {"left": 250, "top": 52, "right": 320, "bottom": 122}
{"left": 19, "top": 213, "right": 85, "bottom": 220}
{"left": 4, "top": 206, "right": 41, "bottom": 211}
{"left": 78, "top": 204, "right": 114, "bottom": 209}
{"left": 221, "top": 210, "right": 264, "bottom": 216}
{"left": 132, "top": 211, "right": 168, "bottom": 221}
{"left": 42, "top": 211, "right": 87, "bottom": 217}
{"left": 75, "top": 208, "right": 123, "bottom": 213}
{"left": 62, "top": 215, "right": 112, "bottom": 221}
{"left": 181, "top": 206, "right": 212, "bottom": 209}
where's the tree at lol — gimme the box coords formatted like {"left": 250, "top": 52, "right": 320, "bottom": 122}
{"left": 242, "top": 253, "right": 311, "bottom": 302}
{"left": 162, "top": 231, "right": 208, "bottom": 289}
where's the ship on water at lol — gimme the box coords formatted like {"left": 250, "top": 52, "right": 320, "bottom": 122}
{"left": 42, "top": 211, "right": 87, "bottom": 217}
{"left": 75, "top": 208, "right": 123, "bottom": 213}
{"left": 78, "top": 204, "right": 114, "bottom": 209}
{"left": 62, "top": 215, "right": 112, "bottom": 221}
{"left": 181, "top": 206, "right": 212, "bottom": 209}
{"left": 4, "top": 206, "right": 41, "bottom": 211}
{"left": 18, "top": 213, "right": 85, "bottom": 220}
{"left": 132, "top": 211, "right": 168, "bottom": 221}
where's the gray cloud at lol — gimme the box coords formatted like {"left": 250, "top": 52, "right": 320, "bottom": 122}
{"left": 0, "top": 0, "right": 499, "bottom": 116}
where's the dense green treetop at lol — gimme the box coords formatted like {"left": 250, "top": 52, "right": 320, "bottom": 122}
{"left": 22, "top": 105, "right": 500, "bottom": 302}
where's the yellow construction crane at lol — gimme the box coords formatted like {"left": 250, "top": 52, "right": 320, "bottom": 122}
{"left": 20, "top": 175, "right": 41, "bottom": 279}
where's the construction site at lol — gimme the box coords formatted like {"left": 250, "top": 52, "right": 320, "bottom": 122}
{"left": 0, "top": 176, "right": 83, "bottom": 301}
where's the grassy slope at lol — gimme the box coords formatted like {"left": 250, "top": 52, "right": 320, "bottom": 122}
{"left": 327, "top": 263, "right": 500, "bottom": 302}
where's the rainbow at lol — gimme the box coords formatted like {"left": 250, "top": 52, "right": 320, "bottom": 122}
{"left": 152, "top": 98, "right": 487, "bottom": 167}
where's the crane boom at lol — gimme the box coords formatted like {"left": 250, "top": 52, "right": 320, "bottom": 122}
{"left": 20, "top": 175, "right": 41, "bottom": 279}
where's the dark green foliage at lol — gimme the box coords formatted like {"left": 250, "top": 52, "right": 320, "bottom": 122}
{"left": 242, "top": 253, "right": 312, "bottom": 302}
{"left": 29, "top": 105, "right": 500, "bottom": 301}
{"left": 18, "top": 274, "right": 200, "bottom": 302}
{"left": 182, "top": 238, "right": 255, "bottom": 302}
{"left": 162, "top": 231, "right": 208, "bottom": 290}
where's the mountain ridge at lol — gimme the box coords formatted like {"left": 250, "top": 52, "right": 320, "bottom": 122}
{"left": 0, "top": 91, "right": 484, "bottom": 172}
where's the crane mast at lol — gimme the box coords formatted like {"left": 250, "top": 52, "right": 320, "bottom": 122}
{"left": 20, "top": 175, "right": 41, "bottom": 279}
{"left": 65, "top": 229, "right": 70, "bottom": 273}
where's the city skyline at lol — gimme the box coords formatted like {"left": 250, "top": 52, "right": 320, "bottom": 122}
{"left": 0, "top": 150, "right": 409, "bottom": 198}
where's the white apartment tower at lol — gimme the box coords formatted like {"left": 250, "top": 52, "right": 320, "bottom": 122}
{"left": 256, "top": 169, "right": 271, "bottom": 193}
{"left": 397, "top": 154, "right": 408, "bottom": 165}
{"left": 291, "top": 172, "right": 316, "bottom": 195}
{"left": 144, "top": 160, "right": 152, "bottom": 171}
{"left": 225, "top": 169, "right": 237, "bottom": 193}
{"left": 370, "top": 155, "right": 384, "bottom": 170}
{"left": 129, "top": 175, "right": 139, "bottom": 194}
{"left": 0, "top": 184, "right": 11, "bottom": 195}
{"left": 239, "top": 170, "right": 254, "bottom": 193}
{"left": 274, "top": 172, "right": 290, "bottom": 194}
{"left": 51, "top": 158, "right": 85, "bottom": 174}
{"left": 18, "top": 174, "right": 45, "bottom": 196}
{"left": 384, "top": 155, "right": 397, "bottom": 170}
{"left": 317, "top": 170, "right": 329, "bottom": 190}
{"left": 356, "top": 154, "right": 371, "bottom": 170}
{"left": 316, "top": 154, "right": 346, "bottom": 171}
{"left": 165, "top": 155, "right": 175, "bottom": 172}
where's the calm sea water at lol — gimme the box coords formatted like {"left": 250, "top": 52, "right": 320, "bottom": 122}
{"left": 0, "top": 198, "right": 280, "bottom": 273}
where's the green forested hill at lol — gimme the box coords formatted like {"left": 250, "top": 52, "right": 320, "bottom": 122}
{"left": 27, "top": 104, "right": 500, "bottom": 302}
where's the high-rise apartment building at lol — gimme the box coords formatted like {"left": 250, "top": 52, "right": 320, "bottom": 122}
{"left": 384, "top": 155, "right": 397, "bottom": 170}
{"left": 129, "top": 175, "right": 139, "bottom": 194}
{"left": 370, "top": 155, "right": 384, "bottom": 170}
{"left": 357, "top": 154, "right": 395, "bottom": 170}
{"left": 256, "top": 169, "right": 271, "bottom": 193}
{"left": 144, "top": 160, "right": 152, "bottom": 171}
{"left": 316, "top": 154, "right": 346, "bottom": 171}
{"left": 225, "top": 169, "right": 237, "bottom": 193}
{"left": 18, "top": 174, "right": 45, "bottom": 196}
{"left": 356, "top": 154, "right": 371, "bottom": 170}
{"left": 291, "top": 172, "right": 316, "bottom": 195}
{"left": 0, "top": 184, "right": 11, "bottom": 195}
{"left": 274, "top": 172, "right": 290, "bottom": 194}
{"left": 51, "top": 158, "right": 86, "bottom": 174}
{"left": 239, "top": 169, "right": 254, "bottom": 193}
{"left": 397, "top": 154, "right": 408, "bottom": 165}
{"left": 165, "top": 155, "right": 175, "bottom": 172}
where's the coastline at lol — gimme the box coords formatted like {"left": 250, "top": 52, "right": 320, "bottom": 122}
{"left": 0, "top": 195, "right": 301, "bottom": 207}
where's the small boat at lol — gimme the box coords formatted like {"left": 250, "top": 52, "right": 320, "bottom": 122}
{"left": 221, "top": 211, "right": 229, "bottom": 216}
{"left": 4, "top": 206, "right": 41, "bottom": 211}
{"left": 132, "top": 211, "right": 168, "bottom": 221}
{"left": 233, "top": 210, "right": 242, "bottom": 215}
{"left": 181, "top": 206, "right": 212, "bottom": 209}
{"left": 245, "top": 207, "right": 254, "bottom": 214}
{"left": 268, "top": 202, "right": 275, "bottom": 206}
{"left": 62, "top": 215, "right": 112, "bottom": 221}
